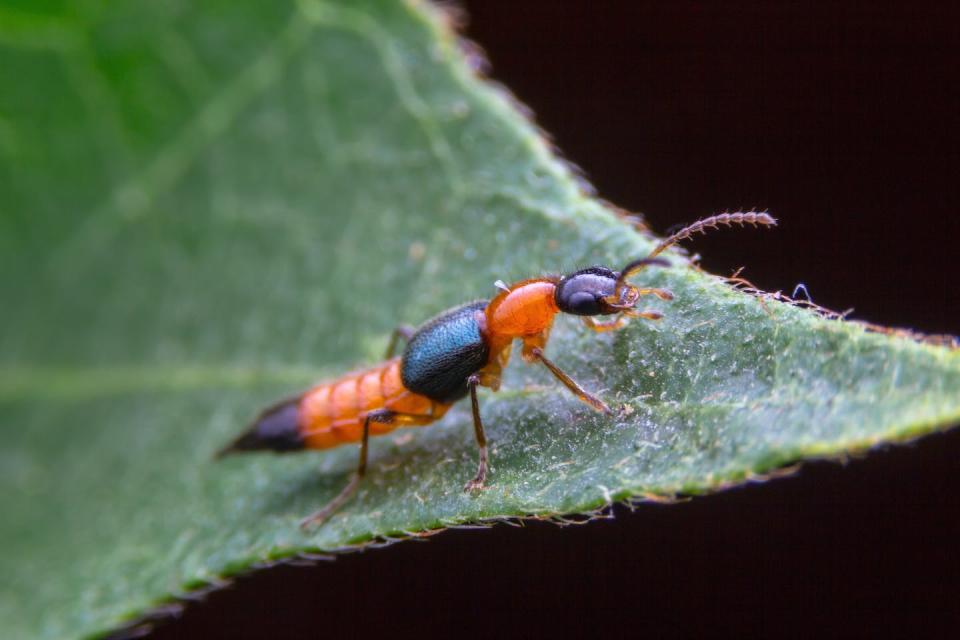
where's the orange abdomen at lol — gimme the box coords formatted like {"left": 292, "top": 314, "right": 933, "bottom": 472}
{"left": 297, "top": 358, "right": 437, "bottom": 449}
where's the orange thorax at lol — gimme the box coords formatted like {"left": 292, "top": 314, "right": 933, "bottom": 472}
{"left": 483, "top": 278, "right": 559, "bottom": 353}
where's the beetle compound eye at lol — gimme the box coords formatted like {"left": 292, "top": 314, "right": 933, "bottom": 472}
{"left": 555, "top": 268, "right": 618, "bottom": 316}
{"left": 565, "top": 291, "right": 602, "bottom": 315}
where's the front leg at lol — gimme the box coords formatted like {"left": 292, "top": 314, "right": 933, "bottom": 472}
{"left": 524, "top": 343, "right": 612, "bottom": 415}
{"left": 582, "top": 308, "right": 665, "bottom": 333}
{"left": 582, "top": 315, "right": 627, "bottom": 332}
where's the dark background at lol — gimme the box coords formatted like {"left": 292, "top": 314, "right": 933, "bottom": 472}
{"left": 151, "top": 2, "right": 960, "bottom": 638}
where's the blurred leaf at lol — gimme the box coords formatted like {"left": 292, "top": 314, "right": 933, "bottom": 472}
{"left": 1, "top": 1, "right": 958, "bottom": 638}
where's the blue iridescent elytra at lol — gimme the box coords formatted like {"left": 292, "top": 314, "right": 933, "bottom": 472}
{"left": 401, "top": 300, "right": 490, "bottom": 403}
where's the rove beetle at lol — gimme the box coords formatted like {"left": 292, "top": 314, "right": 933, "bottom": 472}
{"left": 219, "top": 212, "right": 776, "bottom": 528}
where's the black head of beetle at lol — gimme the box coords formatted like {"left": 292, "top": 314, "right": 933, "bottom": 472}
{"left": 554, "top": 266, "right": 618, "bottom": 316}
{"left": 555, "top": 258, "right": 670, "bottom": 316}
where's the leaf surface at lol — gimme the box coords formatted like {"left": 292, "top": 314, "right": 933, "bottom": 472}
{"left": 1, "top": 1, "right": 958, "bottom": 638}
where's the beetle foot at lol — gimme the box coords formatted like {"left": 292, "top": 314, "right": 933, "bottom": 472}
{"left": 464, "top": 476, "right": 486, "bottom": 493}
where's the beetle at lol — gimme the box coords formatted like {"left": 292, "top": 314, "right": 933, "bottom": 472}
{"left": 219, "top": 212, "right": 776, "bottom": 528}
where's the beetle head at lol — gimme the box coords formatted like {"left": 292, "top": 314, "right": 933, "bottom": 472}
{"left": 555, "top": 259, "right": 668, "bottom": 316}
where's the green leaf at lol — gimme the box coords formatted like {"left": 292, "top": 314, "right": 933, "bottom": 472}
{"left": 1, "top": 1, "right": 958, "bottom": 638}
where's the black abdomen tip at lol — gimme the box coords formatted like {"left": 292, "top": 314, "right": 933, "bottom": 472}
{"left": 217, "top": 397, "right": 305, "bottom": 457}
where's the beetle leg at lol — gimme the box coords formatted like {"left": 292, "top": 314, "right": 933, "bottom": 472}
{"left": 299, "top": 407, "right": 438, "bottom": 530}
{"left": 583, "top": 308, "right": 664, "bottom": 334}
{"left": 634, "top": 287, "right": 674, "bottom": 301}
{"left": 583, "top": 289, "right": 670, "bottom": 332}
{"left": 300, "top": 410, "right": 379, "bottom": 530}
{"left": 384, "top": 325, "right": 415, "bottom": 358}
{"left": 582, "top": 315, "right": 627, "bottom": 332}
{"left": 529, "top": 347, "right": 612, "bottom": 415}
{"left": 519, "top": 327, "right": 551, "bottom": 363}
{"left": 464, "top": 374, "right": 488, "bottom": 492}
{"left": 623, "top": 309, "right": 664, "bottom": 321}
{"left": 474, "top": 351, "right": 507, "bottom": 391}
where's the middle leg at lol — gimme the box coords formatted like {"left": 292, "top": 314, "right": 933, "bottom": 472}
{"left": 463, "top": 374, "right": 488, "bottom": 492}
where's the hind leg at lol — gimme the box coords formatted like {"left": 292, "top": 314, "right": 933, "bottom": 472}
{"left": 299, "top": 408, "right": 438, "bottom": 530}
{"left": 299, "top": 411, "right": 380, "bottom": 530}
{"left": 385, "top": 325, "right": 415, "bottom": 358}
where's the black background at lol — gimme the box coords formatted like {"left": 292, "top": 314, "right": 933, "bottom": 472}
{"left": 150, "top": 2, "right": 960, "bottom": 638}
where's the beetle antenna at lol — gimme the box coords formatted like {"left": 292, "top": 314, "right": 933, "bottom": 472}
{"left": 616, "top": 211, "right": 777, "bottom": 289}
{"left": 648, "top": 211, "right": 777, "bottom": 260}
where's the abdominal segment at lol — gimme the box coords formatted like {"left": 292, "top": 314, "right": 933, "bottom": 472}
{"left": 220, "top": 359, "right": 446, "bottom": 457}
{"left": 297, "top": 358, "right": 439, "bottom": 449}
